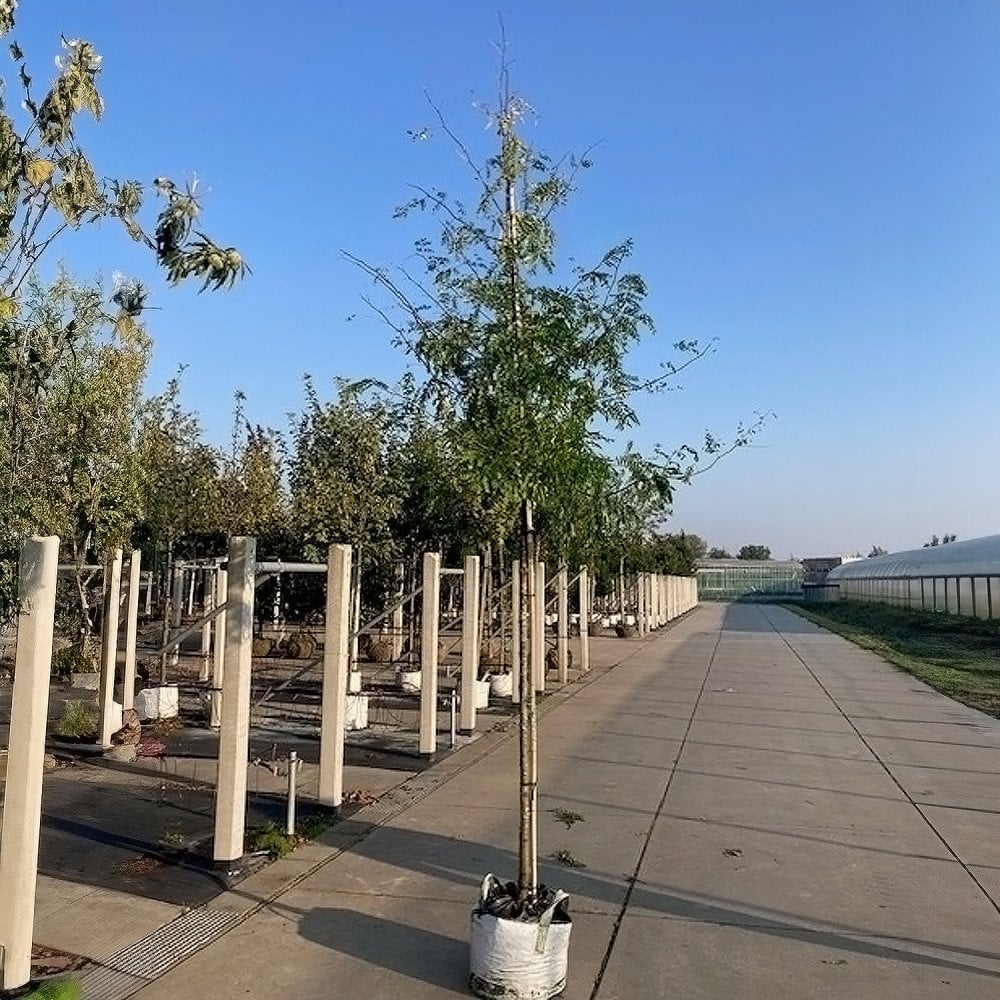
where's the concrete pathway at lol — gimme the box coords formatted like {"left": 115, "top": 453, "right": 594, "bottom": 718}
{"left": 81, "top": 603, "right": 1000, "bottom": 998}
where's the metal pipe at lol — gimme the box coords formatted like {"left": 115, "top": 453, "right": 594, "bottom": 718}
{"left": 450, "top": 690, "right": 457, "bottom": 749}
{"left": 255, "top": 561, "right": 327, "bottom": 574}
{"left": 286, "top": 750, "right": 298, "bottom": 835}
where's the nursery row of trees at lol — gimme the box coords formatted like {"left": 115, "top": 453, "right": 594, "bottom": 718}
{"left": 0, "top": 7, "right": 766, "bottom": 652}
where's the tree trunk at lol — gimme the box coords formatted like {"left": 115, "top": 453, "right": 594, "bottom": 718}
{"left": 518, "top": 498, "right": 538, "bottom": 899}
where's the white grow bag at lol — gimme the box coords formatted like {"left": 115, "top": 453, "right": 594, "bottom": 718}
{"left": 469, "top": 875, "right": 571, "bottom": 999}
{"left": 489, "top": 673, "right": 513, "bottom": 698}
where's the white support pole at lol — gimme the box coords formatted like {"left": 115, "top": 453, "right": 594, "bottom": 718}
{"left": 533, "top": 561, "right": 546, "bottom": 693}
{"left": 0, "top": 536, "right": 59, "bottom": 992}
{"left": 98, "top": 548, "right": 124, "bottom": 748}
{"left": 187, "top": 568, "right": 196, "bottom": 616}
{"left": 510, "top": 558, "right": 521, "bottom": 705}
{"left": 213, "top": 537, "right": 256, "bottom": 864}
{"left": 660, "top": 575, "right": 667, "bottom": 625}
{"left": 199, "top": 572, "right": 214, "bottom": 682}
{"left": 122, "top": 550, "right": 141, "bottom": 712}
{"left": 319, "top": 543, "right": 351, "bottom": 808}
{"left": 211, "top": 569, "right": 228, "bottom": 728}
{"left": 578, "top": 566, "right": 590, "bottom": 673}
{"left": 556, "top": 565, "right": 569, "bottom": 684}
{"left": 144, "top": 572, "right": 152, "bottom": 616}
{"left": 419, "top": 552, "right": 441, "bottom": 756}
{"left": 637, "top": 572, "right": 647, "bottom": 639}
{"left": 460, "top": 554, "right": 481, "bottom": 733}
{"left": 648, "top": 574, "right": 656, "bottom": 630}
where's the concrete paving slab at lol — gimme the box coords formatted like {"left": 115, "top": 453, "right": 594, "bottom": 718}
{"left": 919, "top": 805, "right": 1000, "bottom": 868}
{"left": 597, "top": 914, "right": 1000, "bottom": 1000}
{"left": 863, "top": 735, "right": 1000, "bottom": 772}
{"left": 661, "top": 771, "right": 952, "bottom": 858}
{"left": 890, "top": 763, "right": 1000, "bottom": 810}
{"left": 632, "top": 814, "right": 999, "bottom": 947}
{"left": 693, "top": 704, "right": 856, "bottom": 734}
{"left": 852, "top": 718, "right": 1000, "bottom": 746}
{"left": 674, "top": 742, "right": 905, "bottom": 798}
{"left": 685, "top": 719, "right": 876, "bottom": 759}
{"left": 33, "top": 882, "right": 183, "bottom": 961}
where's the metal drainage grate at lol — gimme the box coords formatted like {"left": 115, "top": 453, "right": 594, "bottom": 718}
{"left": 82, "top": 908, "right": 242, "bottom": 1000}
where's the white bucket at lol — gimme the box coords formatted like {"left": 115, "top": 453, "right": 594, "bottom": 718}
{"left": 345, "top": 694, "right": 369, "bottom": 731}
{"left": 399, "top": 670, "right": 422, "bottom": 693}
{"left": 469, "top": 875, "right": 571, "bottom": 1000}
{"left": 474, "top": 678, "right": 490, "bottom": 709}
{"left": 489, "top": 673, "right": 513, "bottom": 698}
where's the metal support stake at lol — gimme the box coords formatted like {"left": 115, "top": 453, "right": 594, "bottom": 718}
{"left": 286, "top": 750, "right": 298, "bottom": 836}
{"left": 450, "top": 690, "right": 457, "bottom": 749}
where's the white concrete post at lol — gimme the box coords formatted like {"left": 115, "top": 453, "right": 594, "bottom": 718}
{"left": 98, "top": 548, "right": 124, "bottom": 748}
{"left": 579, "top": 566, "right": 591, "bottom": 673}
{"left": 667, "top": 575, "right": 675, "bottom": 621}
{"left": 187, "top": 568, "right": 196, "bottom": 616}
{"left": 144, "top": 572, "right": 153, "bottom": 615}
{"left": 319, "top": 544, "right": 352, "bottom": 808}
{"left": 637, "top": 572, "right": 647, "bottom": 638}
{"left": 211, "top": 569, "right": 228, "bottom": 728}
{"left": 419, "top": 552, "right": 441, "bottom": 755}
{"left": 510, "top": 558, "right": 521, "bottom": 704}
{"left": 213, "top": 537, "right": 255, "bottom": 864}
{"left": 199, "top": 572, "right": 214, "bottom": 682}
{"left": 0, "top": 536, "right": 59, "bottom": 992}
{"left": 556, "top": 565, "right": 569, "bottom": 684}
{"left": 656, "top": 574, "right": 664, "bottom": 626}
{"left": 122, "top": 550, "right": 141, "bottom": 712}
{"left": 649, "top": 574, "right": 657, "bottom": 629}
{"left": 460, "top": 554, "right": 481, "bottom": 733}
{"left": 533, "top": 560, "right": 546, "bottom": 693}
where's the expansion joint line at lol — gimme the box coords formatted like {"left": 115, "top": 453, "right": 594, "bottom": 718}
{"left": 762, "top": 606, "right": 1000, "bottom": 923}
{"left": 589, "top": 626, "right": 723, "bottom": 1000}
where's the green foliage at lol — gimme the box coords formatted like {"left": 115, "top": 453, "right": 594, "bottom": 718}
{"left": 737, "top": 544, "right": 771, "bottom": 561}
{"left": 707, "top": 547, "right": 731, "bottom": 559}
{"left": 29, "top": 978, "right": 83, "bottom": 1000}
{"left": 288, "top": 378, "right": 401, "bottom": 564}
{"left": 51, "top": 638, "right": 98, "bottom": 677}
{"left": 0, "top": 5, "right": 245, "bottom": 622}
{"left": 246, "top": 822, "right": 296, "bottom": 859}
{"left": 55, "top": 700, "right": 98, "bottom": 739}
{"left": 628, "top": 531, "right": 706, "bottom": 576}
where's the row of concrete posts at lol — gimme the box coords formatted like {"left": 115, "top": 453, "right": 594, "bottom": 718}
{"left": 0, "top": 536, "right": 697, "bottom": 991}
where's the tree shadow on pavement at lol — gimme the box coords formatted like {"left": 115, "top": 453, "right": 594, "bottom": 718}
{"left": 298, "top": 908, "right": 470, "bottom": 994}
{"left": 267, "top": 821, "right": 1000, "bottom": 988}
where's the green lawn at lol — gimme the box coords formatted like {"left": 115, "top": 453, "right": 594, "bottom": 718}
{"left": 784, "top": 601, "right": 1000, "bottom": 719}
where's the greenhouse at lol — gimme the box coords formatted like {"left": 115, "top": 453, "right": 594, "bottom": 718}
{"left": 825, "top": 534, "right": 1000, "bottom": 619}
{"left": 695, "top": 559, "right": 803, "bottom": 601}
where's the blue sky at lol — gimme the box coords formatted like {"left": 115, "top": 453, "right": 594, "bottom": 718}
{"left": 12, "top": 1, "right": 1000, "bottom": 558}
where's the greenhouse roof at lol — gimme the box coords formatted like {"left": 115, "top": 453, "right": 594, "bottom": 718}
{"left": 826, "top": 535, "right": 1000, "bottom": 581}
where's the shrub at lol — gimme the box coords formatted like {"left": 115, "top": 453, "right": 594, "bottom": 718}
{"left": 55, "top": 701, "right": 98, "bottom": 740}
{"left": 30, "top": 979, "right": 82, "bottom": 1000}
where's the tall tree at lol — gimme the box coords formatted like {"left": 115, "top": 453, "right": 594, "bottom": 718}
{"left": 350, "top": 77, "right": 759, "bottom": 905}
